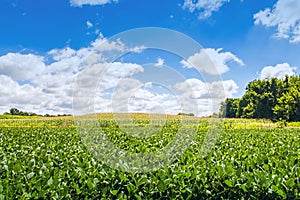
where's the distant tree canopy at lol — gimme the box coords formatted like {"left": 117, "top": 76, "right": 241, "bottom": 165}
{"left": 178, "top": 112, "right": 195, "bottom": 116}
{"left": 8, "top": 108, "right": 38, "bottom": 116}
{"left": 219, "top": 75, "right": 300, "bottom": 122}
{"left": 4, "top": 108, "right": 71, "bottom": 117}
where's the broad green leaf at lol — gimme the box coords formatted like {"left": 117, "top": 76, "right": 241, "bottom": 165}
{"left": 110, "top": 190, "right": 118, "bottom": 195}
{"left": 224, "top": 180, "right": 233, "bottom": 187}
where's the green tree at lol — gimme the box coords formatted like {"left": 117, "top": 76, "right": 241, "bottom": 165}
{"left": 220, "top": 75, "right": 300, "bottom": 121}
{"left": 219, "top": 98, "right": 240, "bottom": 118}
{"left": 10, "top": 108, "right": 20, "bottom": 115}
{"left": 273, "top": 86, "right": 300, "bottom": 121}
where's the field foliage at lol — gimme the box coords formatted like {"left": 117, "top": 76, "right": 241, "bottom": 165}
{"left": 0, "top": 116, "right": 299, "bottom": 199}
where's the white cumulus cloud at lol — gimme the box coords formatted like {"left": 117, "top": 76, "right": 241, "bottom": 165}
{"left": 154, "top": 57, "right": 164, "bottom": 67}
{"left": 181, "top": 48, "right": 244, "bottom": 75}
{"left": 254, "top": 0, "right": 300, "bottom": 43}
{"left": 86, "top": 21, "right": 93, "bottom": 28}
{"left": 0, "top": 53, "right": 45, "bottom": 81}
{"left": 70, "top": 0, "right": 118, "bottom": 7}
{"left": 259, "top": 63, "right": 297, "bottom": 79}
{"left": 174, "top": 78, "right": 238, "bottom": 116}
{"left": 182, "top": 0, "right": 230, "bottom": 19}
{"left": 0, "top": 32, "right": 145, "bottom": 115}
{"left": 0, "top": 31, "right": 239, "bottom": 117}
{"left": 0, "top": 75, "right": 58, "bottom": 114}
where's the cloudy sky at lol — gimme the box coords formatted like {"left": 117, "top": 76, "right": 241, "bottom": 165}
{"left": 0, "top": 0, "right": 300, "bottom": 116}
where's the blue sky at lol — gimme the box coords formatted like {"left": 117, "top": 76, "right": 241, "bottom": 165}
{"left": 0, "top": 0, "right": 300, "bottom": 116}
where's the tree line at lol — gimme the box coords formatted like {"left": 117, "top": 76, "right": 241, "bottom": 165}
{"left": 219, "top": 75, "right": 300, "bottom": 122}
{"left": 3, "top": 108, "right": 71, "bottom": 117}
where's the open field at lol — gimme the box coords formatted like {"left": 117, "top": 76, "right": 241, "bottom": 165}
{"left": 0, "top": 115, "right": 299, "bottom": 199}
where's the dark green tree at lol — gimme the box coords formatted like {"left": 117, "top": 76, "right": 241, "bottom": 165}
{"left": 10, "top": 108, "right": 20, "bottom": 115}
{"left": 219, "top": 98, "right": 240, "bottom": 118}
{"left": 219, "top": 75, "right": 300, "bottom": 122}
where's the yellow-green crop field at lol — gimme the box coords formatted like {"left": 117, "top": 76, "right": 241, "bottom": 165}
{"left": 0, "top": 115, "right": 299, "bottom": 199}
